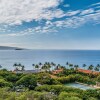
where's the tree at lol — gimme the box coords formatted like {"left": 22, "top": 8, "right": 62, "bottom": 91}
{"left": 96, "top": 64, "right": 100, "bottom": 68}
{"left": 51, "top": 62, "right": 56, "bottom": 70}
{"left": 74, "top": 65, "right": 79, "bottom": 70}
{"left": 42, "top": 65, "right": 49, "bottom": 71}
{"left": 32, "top": 64, "right": 35, "bottom": 70}
{"left": 16, "top": 74, "right": 37, "bottom": 90}
{"left": 58, "top": 92, "right": 82, "bottom": 100}
{"left": 21, "top": 65, "right": 25, "bottom": 71}
{"left": 13, "top": 63, "right": 24, "bottom": 71}
{"left": 83, "top": 64, "right": 86, "bottom": 69}
{"left": 39, "top": 62, "right": 42, "bottom": 66}
{"left": 88, "top": 65, "right": 94, "bottom": 71}
{"left": 94, "top": 67, "right": 99, "bottom": 71}
{"left": 54, "top": 64, "right": 61, "bottom": 70}
{"left": 18, "top": 63, "right": 22, "bottom": 70}
{"left": 69, "top": 64, "right": 73, "bottom": 68}
{"left": 51, "top": 62, "right": 56, "bottom": 66}
{"left": 0, "top": 79, "right": 12, "bottom": 87}
{"left": 66, "top": 62, "right": 69, "bottom": 68}
{"left": 6, "top": 73, "right": 19, "bottom": 83}
{"left": 97, "top": 75, "right": 100, "bottom": 82}
{"left": 13, "top": 63, "right": 18, "bottom": 71}
{"left": 35, "top": 64, "right": 40, "bottom": 72}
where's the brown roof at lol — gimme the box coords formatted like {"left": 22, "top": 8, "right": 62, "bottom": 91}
{"left": 52, "top": 69, "right": 63, "bottom": 74}
{"left": 78, "top": 69, "right": 100, "bottom": 75}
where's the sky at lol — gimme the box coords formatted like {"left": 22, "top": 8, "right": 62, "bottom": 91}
{"left": 0, "top": 0, "right": 100, "bottom": 50}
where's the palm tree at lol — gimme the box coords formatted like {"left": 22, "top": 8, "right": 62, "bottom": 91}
{"left": 47, "top": 64, "right": 51, "bottom": 71}
{"left": 13, "top": 63, "right": 18, "bottom": 71}
{"left": 56, "top": 64, "right": 61, "bottom": 69}
{"left": 88, "top": 65, "right": 94, "bottom": 71}
{"left": 45, "top": 62, "right": 48, "bottom": 65}
{"left": 69, "top": 64, "right": 73, "bottom": 69}
{"left": 66, "top": 62, "right": 69, "bottom": 68}
{"left": 42, "top": 65, "right": 48, "bottom": 71}
{"left": 35, "top": 64, "right": 39, "bottom": 72}
{"left": 39, "top": 62, "right": 42, "bottom": 66}
{"left": 94, "top": 66, "right": 99, "bottom": 71}
{"left": 96, "top": 64, "right": 100, "bottom": 68}
{"left": 74, "top": 65, "right": 79, "bottom": 70}
{"left": 32, "top": 64, "right": 35, "bottom": 70}
{"left": 83, "top": 64, "right": 86, "bottom": 69}
{"left": 38, "top": 62, "right": 42, "bottom": 70}
{"left": 21, "top": 65, "right": 25, "bottom": 71}
{"left": 51, "top": 62, "right": 56, "bottom": 66}
{"left": 51, "top": 62, "right": 56, "bottom": 70}
{"left": 18, "top": 63, "right": 22, "bottom": 70}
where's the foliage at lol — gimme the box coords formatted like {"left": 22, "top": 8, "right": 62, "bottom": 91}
{"left": 0, "top": 67, "right": 99, "bottom": 99}
{"left": 58, "top": 92, "right": 82, "bottom": 100}
{"left": 16, "top": 74, "right": 37, "bottom": 90}
{"left": 37, "top": 73, "right": 60, "bottom": 85}
{"left": 0, "top": 79, "right": 12, "bottom": 87}
{"left": 97, "top": 75, "right": 100, "bottom": 82}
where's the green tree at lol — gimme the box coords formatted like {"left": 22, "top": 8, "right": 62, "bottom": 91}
{"left": 21, "top": 65, "right": 25, "bottom": 71}
{"left": 83, "top": 64, "right": 86, "bottom": 69}
{"left": 88, "top": 65, "right": 94, "bottom": 71}
{"left": 58, "top": 92, "right": 82, "bottom": 100}
{"left": 37, "top": 73, "right": 55, "bottom": 85}
{"left": 74, "top": 65, "right": 79, "bottom": 70}
{"left": 32, "top": 64, "right": 35, "bottom": 70}
{"left": 97, "top": 75, "right": 100, "bottom": 82}
{"left": 16, "top": 74, "right": 37, "bottom": 90}
{"left": 94, "top": 66, "right": 99, "bottom": 71}
{"left": 69, "top": 64, "right": 73, "bottom": 69}
{"left": 0, "top": 79, "right": 12, "bottom": 87}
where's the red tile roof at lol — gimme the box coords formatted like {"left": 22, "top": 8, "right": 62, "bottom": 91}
{"left": 78, "top": 69, "right": 100, "bottom": 75}
{"left": 52, "top": 69, "right": 63, "bottom": 74}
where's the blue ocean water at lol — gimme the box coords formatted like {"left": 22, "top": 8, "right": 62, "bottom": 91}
{"left": 0, "top": 50, "right": 100, "bottom": 70}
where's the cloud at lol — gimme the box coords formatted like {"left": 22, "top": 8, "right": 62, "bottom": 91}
{"left": 89, "top": 2, "right": 100, "bottom": 7}
{"left": 0, "top": 1, "right": 100, "bottom": 36}
{"left": 0, "top": 0, "right": 63, "bottom": 25}
{"left": 65, "top": 10, "right": 80, "bottom": 16}
{"left": 80, "top": 8, "right": 94, "bottom": 15}
{"left": 63, "top": 4, "right": 70, "bottom": 7}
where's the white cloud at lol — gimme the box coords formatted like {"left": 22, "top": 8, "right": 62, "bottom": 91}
{"left": 0, "top": 0, "right": 63, "bottom": 25}
{"left": 53, "top": 17, "right": 86, "bottom": 28}
{"left": 53, "top": 9, "right": 100, "bottom": 29}
{"left": 89, "top": 2, "right": 100, "bottom": 7}
{"left": 0, "top": 1, "right": 100, "bottom": 36}
{"left": 63, "top": 4, "right": 70, "bottom": 7}
{"left": 5, "top": 8, "right": 100, "bottom": 36}
{"left": 80, "top": 8, "right": 94, "bottom": 15}
{"left": 65, "top": 10, "right": 80, "bottom": 16}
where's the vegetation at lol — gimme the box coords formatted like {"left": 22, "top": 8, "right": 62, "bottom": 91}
{"left": 0, "top": 62, "right": 100, "bottom": 100}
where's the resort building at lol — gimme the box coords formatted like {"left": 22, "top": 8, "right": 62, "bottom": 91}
{"left": 52, "top": 68, "right": 63, "bottom": 74}
{"left": 78, "top": 69, "right": 100, "bottom": 75}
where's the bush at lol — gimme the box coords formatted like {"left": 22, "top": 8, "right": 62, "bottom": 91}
{"left": 59, "top": 92, "right": 82, "bottom": 100}
{"left": 16, "top": 74, "right": 37, "bottom": 90}
{"left": 0, "top": 79, "right": 12, "bottom": 87}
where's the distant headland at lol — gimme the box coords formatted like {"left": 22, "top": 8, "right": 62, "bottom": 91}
{"left": 0, "top": 46, "right": 24, "bottom": 50}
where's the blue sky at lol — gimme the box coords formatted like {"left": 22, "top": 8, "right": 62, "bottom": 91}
{"left": 0, "top": 0, "right": 100, "bottom": 49}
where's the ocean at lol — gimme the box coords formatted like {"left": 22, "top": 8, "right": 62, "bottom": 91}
{"left": 0, "top": 50, "right": 100, "bottom": 70}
